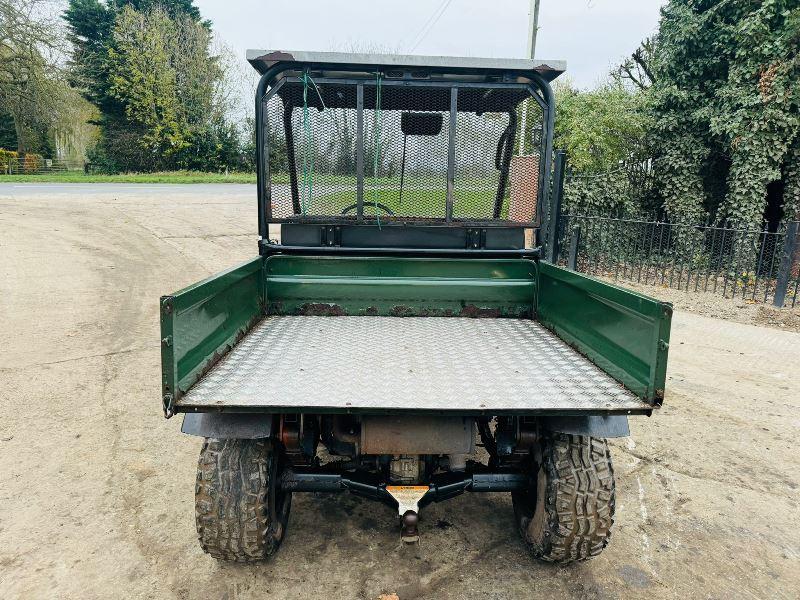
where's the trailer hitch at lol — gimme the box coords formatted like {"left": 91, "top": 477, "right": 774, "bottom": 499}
{"left": 385, "top": 486, "right": 428, "bottom": 543}
{"left": 281, "top": 470, "right": 529, "bottom": 542}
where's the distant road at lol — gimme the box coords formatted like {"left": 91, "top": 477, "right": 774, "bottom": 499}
{"left": 0, "top": 182, "right": 256, "bottom": 197}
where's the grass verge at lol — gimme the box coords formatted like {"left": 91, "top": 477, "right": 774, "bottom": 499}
{"left": 0, "top": 171, "right": 269, "bottom": 184}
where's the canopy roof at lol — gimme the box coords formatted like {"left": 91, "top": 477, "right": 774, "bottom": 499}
{"left": 247, "top": 50, "right": 566, "bottom": 82}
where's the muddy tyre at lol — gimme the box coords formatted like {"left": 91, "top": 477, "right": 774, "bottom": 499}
{"left": 195, "top": 438, "right": 291, "bottom": 562}
{"left": 512, "top": 433, "right": 615, "bottom": 564}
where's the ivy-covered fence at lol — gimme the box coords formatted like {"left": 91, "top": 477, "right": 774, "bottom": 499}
{"left": 562, "top": 160, "right": 660, "bottom": 217}
{"left": 554, "top": 215, "right": 800, "bottom": 308}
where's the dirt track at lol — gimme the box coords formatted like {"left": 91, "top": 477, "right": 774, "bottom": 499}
{"left": 1, "top": 184, "right": 799, "bottom": 600}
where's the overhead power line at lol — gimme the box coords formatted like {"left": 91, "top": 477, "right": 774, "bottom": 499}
{"left": 408, "top": 0, "right": 454, "bottom": 53}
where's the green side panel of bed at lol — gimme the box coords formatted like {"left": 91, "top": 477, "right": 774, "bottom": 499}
{"left": 160, "top": 257, "right": 263, "bottom": 402}
{"left": 264, "top": 255, "right": 537, "bottom": 317}
{"left": 536, "top": 262, "right": 672, "bottom": 403}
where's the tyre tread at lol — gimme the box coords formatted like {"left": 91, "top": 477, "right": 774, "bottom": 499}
{"left": 515, "top": 433, "right": 615, "bottom": 564}
{"left": 195, "top": 439, "right": 284, "bottom": 562}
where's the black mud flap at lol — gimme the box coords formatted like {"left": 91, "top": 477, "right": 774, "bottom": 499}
{"left": 539, "top": 415, "right": 629, "bottom": 438}
{"left": 181, "top": 413, "right": 275, "bottom": 439}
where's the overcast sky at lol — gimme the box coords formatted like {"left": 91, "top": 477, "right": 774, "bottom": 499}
{"left": 196, "top": 0, "right": 666, "bottom": 91}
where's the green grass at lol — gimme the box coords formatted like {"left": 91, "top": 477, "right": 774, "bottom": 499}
{"left": 303, "top": 187, "right": 507, "bottom": 219}
{"left": 3, "top": 171, "right": 511, "bottom": 218}
{"left": 0, "top": 171, "right": 271, "bottom": 184}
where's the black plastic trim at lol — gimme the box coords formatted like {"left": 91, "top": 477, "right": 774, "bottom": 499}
{"left": 181, "top": 413, "right": 275, "bottom": 439}
{"left": 262, "top": 241, "right": 540, "bottom": 258}
{"left": 280, "top": 223, "right": 527, "bottom": 250}
{"left": 539, "top": 415, "right": 630, "bottom": 438}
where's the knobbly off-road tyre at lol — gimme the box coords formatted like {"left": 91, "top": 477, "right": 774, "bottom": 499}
{"left": 195, "top": 438, "right": 291, "bottom": 562}
{"left": 512, "top": 433, "right": 615, "bottom": 564}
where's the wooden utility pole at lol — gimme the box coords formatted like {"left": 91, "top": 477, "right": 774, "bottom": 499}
{"left": 526, "top": 0, "right": 540, "bottom": 60}
{"left": 520, "top": 0, "right": 541, "bottom": 154}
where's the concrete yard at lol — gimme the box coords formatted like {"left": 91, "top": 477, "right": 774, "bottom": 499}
{"left": 1, "top": 183, "right": 798, "bottom": 599}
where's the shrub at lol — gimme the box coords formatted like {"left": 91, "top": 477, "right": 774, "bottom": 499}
{"left": 0, "top": 149, "right": 18, "bottom": 173}
{"left": 21, "top": 153, "right": 43, "bottom": 173}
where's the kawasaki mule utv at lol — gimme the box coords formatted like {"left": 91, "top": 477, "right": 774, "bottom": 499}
{"left": 160, "top": 50, "right": 671, "bottom": 564}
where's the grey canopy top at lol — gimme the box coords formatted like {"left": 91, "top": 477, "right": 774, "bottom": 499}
{"left": 246, "top": 49, "right": 566, "bottom": 82}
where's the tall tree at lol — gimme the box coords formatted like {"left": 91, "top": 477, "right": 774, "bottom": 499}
{"left": 646, "top": 0, "right": 800, "bottom": 227}
{"left": 0, "top": 0, "right": 69, "bottom": 152}
{"left": 107, "top": 6, "right": 186, "bottom": 162}
{"left": 63, "top": 0, "right": 229, "bottom": 171}
{"left": 63, "top": 0, "right": 204, "bottom": 105}
{"left": 107, "top": 5, "right": 222, "bottom": 167}
{"left": 554, "top": 79, "right": 652, "bottom": 215}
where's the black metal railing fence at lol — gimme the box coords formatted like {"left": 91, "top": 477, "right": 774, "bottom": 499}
{"left": 554, "top": 215, "right": 800, "bottom": 308}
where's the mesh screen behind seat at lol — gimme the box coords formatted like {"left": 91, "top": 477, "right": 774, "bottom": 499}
{"left": 264, "top": 79, "right": 543, "bottom": 226}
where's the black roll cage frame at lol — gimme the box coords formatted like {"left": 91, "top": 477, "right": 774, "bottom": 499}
{"left": 253, "top": 61, "right": 557, "bottom": 243}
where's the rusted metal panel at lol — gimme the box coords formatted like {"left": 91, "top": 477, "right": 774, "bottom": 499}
{"left": 361, "top": 416, "right": 474, "bottom": 455}
{"left": 264, "top": 255, "right": 537, "bottom": 318}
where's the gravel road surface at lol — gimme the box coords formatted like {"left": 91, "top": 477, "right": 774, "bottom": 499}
{"left": 1, "top": 184, "right": 798, "bottom": 599}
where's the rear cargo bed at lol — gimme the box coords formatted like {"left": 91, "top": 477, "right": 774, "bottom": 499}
{"left": 176, "top": 315, "right": 651, "bottom": 414}
{"left": 161, "top": 256, "right": 671, "bottom": 418}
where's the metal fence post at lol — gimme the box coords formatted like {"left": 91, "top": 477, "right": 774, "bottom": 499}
{"left": 546, "top": 150, "right": 566, "bottom": 262}
{"left": 773, "top": 221, "right": 799, "bottom": 307}
{"left": 568, "top": 226, "right": 581, "bottom": 270}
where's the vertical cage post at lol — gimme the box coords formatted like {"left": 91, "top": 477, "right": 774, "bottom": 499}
{"left": 255, "top": 75, "right": 268, "bottom": 240}
{"left": 255, "top": 67, "right": 289, "bottom": 240}
{"left": 446, "top": 87, "right": 458, "bottom": 223}
{"left": 546, "top": 150, "right": 567, "bottom": 262}
{"left": 261, "top": 99, "right": 271, "bottom": 235}
{"left": 356, "top": 84, "right": 364, "bottom": 221}
{"left": 532, "top": 73, "right": 556, "bottom": 232}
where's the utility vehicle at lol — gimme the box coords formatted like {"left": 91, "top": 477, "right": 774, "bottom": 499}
{"left": 160, "top": 51, "right": 671, "bottom": 563}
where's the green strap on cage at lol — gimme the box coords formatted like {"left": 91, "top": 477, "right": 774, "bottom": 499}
{"left": 301, "top": 70, "right": 380, "bottom": 224}
{"left": 372, "top": 72, "right": 383, "bottom": 228}
{"left": 300, "top": 71, "right": 331, "bottom": 216}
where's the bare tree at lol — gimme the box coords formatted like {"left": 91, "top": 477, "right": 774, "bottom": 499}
{"left": 0, "top": 0, "right": 73, "bottom": 151}
{"left": 613, "top": 37, "right": 656, "bottom": 91}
